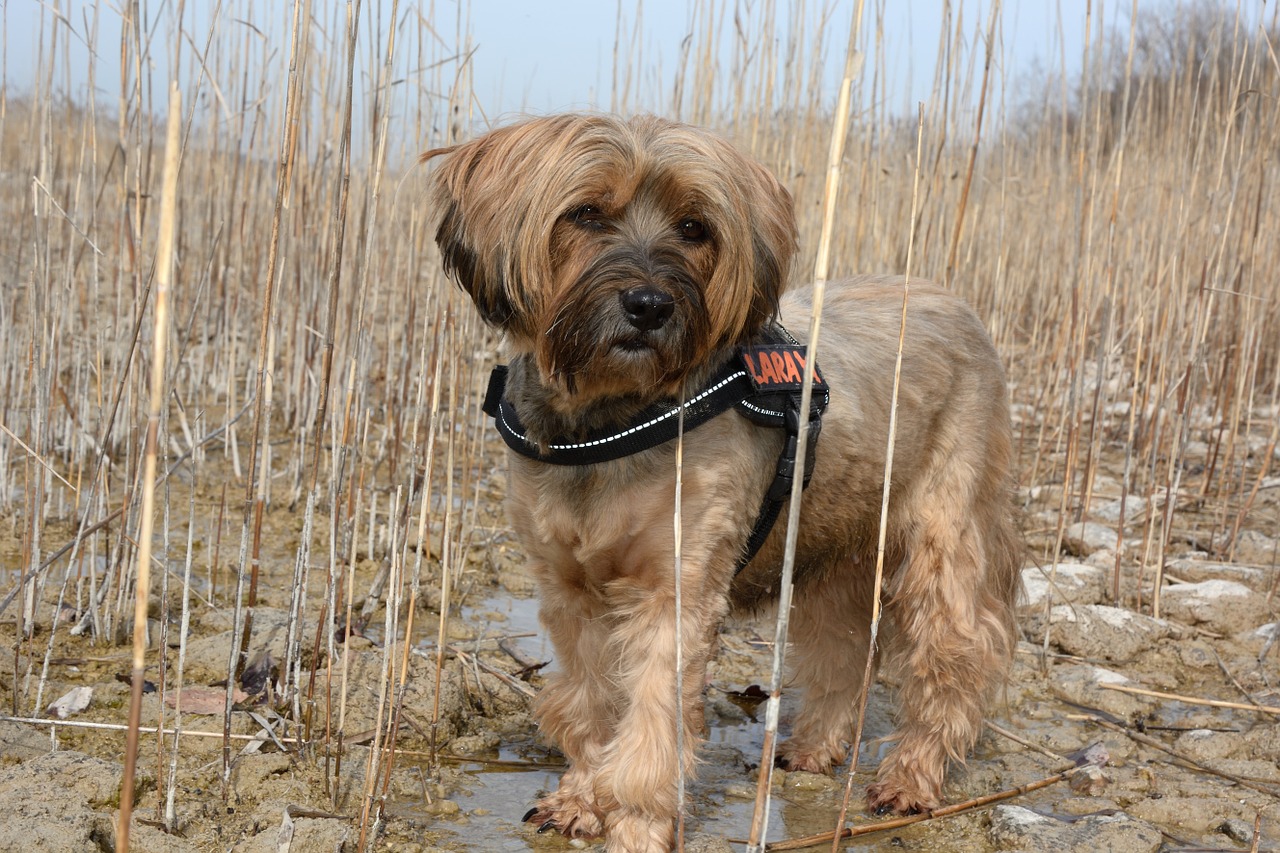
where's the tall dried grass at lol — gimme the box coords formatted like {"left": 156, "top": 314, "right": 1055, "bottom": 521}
{"left": 0, "top": 0, "right": 1277, "bottom": 848}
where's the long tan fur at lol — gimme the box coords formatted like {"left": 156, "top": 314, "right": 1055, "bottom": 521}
{"left": 424, "top": 114, "right": 1021, "bottom": 853}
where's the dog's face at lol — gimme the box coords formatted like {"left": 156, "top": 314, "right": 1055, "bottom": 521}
{"left": 424, "top": 114, "right": 797, "bottom": 407}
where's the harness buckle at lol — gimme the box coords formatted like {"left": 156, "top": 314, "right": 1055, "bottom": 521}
{"left": 766, "top": 400, "right": 823, "bottom": 502}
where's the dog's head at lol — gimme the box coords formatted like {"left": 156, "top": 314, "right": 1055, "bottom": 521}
{"left": 424, "top": 114, "right": 797, "bottom": 407}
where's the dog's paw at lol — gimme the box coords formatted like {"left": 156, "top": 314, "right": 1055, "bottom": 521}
{"left": 775, "top": 739, "right": 842, "bottom": 774}
{"left": 865, "top": 778, "right": 938, "bottom": 816}
{"left": 521, "top": 793, "right": 605, "bottom": 839}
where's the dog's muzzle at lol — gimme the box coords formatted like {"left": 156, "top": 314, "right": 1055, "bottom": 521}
{"left": 619, "top": 285, "right": 675, "bottom": 331}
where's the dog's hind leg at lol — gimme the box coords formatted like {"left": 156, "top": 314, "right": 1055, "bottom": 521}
{"left": 776, "top": 555, "right": 879, "bottom": 774}
{"left": 866, "top": 467, "right": 1017, "bottom": 815}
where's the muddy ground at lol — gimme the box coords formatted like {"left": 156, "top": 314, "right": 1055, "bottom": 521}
{"left": 1, "top": 431, "right": 1278, "bottom": 852}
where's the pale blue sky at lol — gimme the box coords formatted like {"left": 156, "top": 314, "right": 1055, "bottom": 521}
{"left": 2, "top": 1, "right": 1111, "bottom": 118}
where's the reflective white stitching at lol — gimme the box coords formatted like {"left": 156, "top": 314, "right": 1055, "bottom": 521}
{"left": 502, "top": 369, "right": 750, "bottom": 452}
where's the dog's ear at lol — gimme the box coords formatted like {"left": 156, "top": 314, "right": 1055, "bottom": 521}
{"left": 422, "top": 131, "right": 536, "bottom": 336}
{"left": 697, "top": 142, "right": 797, "bottom": 344}
{"left": 431, "top": 189, "right": 521, "bottom": 328}
{"left": 741, "top": 159, "right": 797, "bottom": 332}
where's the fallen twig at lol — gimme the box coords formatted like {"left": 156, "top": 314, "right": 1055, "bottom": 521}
{"left": 1097, "top": 682, "right": 1280, "bottom": 716}
{"left": 1070, "top": 713, "right": 1280, "bottom": 798}
{"left": 761, "top": 750, "right": 1108, "bottom": 852}
{"left": 0, "top": 714, "right": 298, "bottom": 743}
{"left": 984, "top": 720, "right": 1071, "bottom": 764}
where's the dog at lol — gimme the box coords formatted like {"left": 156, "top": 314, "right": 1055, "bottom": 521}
{"left": 424, "top": 114, "right": 1020, "bottom": 852}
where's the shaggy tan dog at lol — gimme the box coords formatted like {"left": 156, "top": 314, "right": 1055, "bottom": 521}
{"left": 424, "top": 114, "right": 1020, "bottom": 852}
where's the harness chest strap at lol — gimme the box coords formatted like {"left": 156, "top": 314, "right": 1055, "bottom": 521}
{"left": 482, "top": 330, "right": 830, "bottom": 573}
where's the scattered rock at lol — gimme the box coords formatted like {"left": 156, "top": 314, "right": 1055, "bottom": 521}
{"left": 1165, "top": 557, "right": 1268, "bottom": 590}
{"left": 1085, "top": 548, "right": 1120, "bottom": 569}
{"left": 1020, "top": 563, "right": 1107, "bottom": 609}
{"left": 1091, "top": 496, "right": 1148, "bottom": 525}
{"left": 0, "top": 720, "right": 48, "bottom": 760}
{"left": 989, "top": 805, "right": 1163, "bottom": 852}
{"left": 1052, "top": 664, "right": 1152, "bottom": 719}
{"left": 1160, "top": 580, "right": 1268, "bottom": 634}
{"left": 1219, "top": 817, "right": 1258, "bottom": 844}
{"left": 1025, "top": 605, "right": 1172, "bottom": 662}
{"left": 1172, "top": 729, "right": 1242, "bottom": 763}
{"left": 1062, "top": 522, "right": 1119, "bottom": 557}
{"left": 1233, "top": 529, "right": 1278, "bottom": 564}
{"left": 450, "top": 731, "right": 501, "bottom": 754}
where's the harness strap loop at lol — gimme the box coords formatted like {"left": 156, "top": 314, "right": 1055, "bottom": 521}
{"left": 740, "top": 395, "right": 824, "bottom": 571}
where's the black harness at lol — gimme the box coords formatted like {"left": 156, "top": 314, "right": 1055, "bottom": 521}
{"left": 481, "top": 325, "right": 829, "bottom": 573}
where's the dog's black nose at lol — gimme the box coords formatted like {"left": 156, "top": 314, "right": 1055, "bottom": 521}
{"left": 619, "top": 286, "right": 675, "bottom": 331}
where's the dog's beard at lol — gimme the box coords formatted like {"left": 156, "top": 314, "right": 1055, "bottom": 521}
{"left": 537, "top": 246, "right": 713, "bottom": 401}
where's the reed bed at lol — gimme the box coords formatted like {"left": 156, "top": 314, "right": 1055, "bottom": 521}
{"left": 1, "top": 0, "right": 1277, "bottom": 850}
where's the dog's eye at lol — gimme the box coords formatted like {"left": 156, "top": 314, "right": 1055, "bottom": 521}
{"left": 568, "top": 204, "right": 606, "bottom": 230}
{"left": 678, "top": 218, "right": 709, "bottom": 242}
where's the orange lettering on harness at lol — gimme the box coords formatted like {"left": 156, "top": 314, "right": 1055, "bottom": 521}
{"left": 756, "top": 352, "right": 779, "bottom": 384}
{"left": 769, "top": 352, "right": 789, "bottom": 384}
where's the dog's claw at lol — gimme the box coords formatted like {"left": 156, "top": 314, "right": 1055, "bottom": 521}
{"left": 537, "top": 819, "right": 558, "bottom": 834}
{"left": 521, "top": 807, "right": 538, "bottom": 823}
{"left": 873, "top": 803, "right": 895, "bottom": 817}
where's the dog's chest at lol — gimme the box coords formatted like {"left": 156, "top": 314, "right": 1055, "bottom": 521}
{"left": 508, "top": 459, "right": 679, "bottom": 581}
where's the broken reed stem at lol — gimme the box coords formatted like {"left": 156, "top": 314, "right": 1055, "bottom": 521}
{"left": 119, "top": 80, "right": 181, "bottom": 853}
{"left": 746, "top": 6, "right": 864, "bottom": 850}
{"left": 766, "top": 763, "right": 1086, "bottom": 851}
{"left": 835, "top": 101, "right": 925, "bottom": 846}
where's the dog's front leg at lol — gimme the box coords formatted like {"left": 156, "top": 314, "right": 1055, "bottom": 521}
{"left": 593, "top": 571, "right": 724, "bottom": 853}
{"left": 525, "top": 567, "right": 618, "bottom": 839}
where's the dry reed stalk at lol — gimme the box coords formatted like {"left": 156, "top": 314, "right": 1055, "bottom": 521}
{"left": 163, "top": 486, "right": 199, "bottom": 830}
{"left": 291, "top": 0, "right": 360, "bottom": 738}
{"left": 224, "top": 0, "right": 309, "bottom": 802}
{"left": 1098, "top": 682, "right": 1280, "bottom": 716}
{"left": 333, "top": 483, "right": 364, "bottom": 809}
{"left": 673, "top": 403, "right": 687, "bottom": 851}
{"left": 357, "top": 481, "right": 400, "bottom": 849}
{"left": 1113, "top": 316, "right": 1145, "bottom": 604}
{"left": 0, "top": 714, "right": 301, "bottom": 742}
{"left": 944, "top": 0, "right": 1000, "bottom": 287}
{"left": 833, "top": 100, "right": 925, "bottom": 853}
{"left": 745, "top": 5, "right": 864, "bottom": 850}
{"left": 118, "top": 79, "right": 181, "bottom": 853}
{"left": 430, "top": 310, "right": 461, "bottom": 766}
